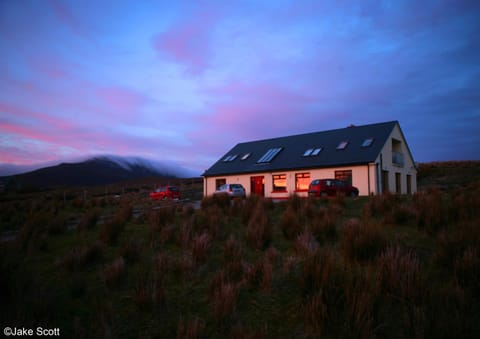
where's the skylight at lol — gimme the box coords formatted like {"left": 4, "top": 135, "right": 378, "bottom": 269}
{"left": 222, "top": 154, "right": 238, "bottom": 162}
{"left": 257, "top": 147, "right": 283, "bottom": 163}
{"left": 336, "top": 141, "right": 349, "bottom": 150}
{"left": 361, "top": 138, "right": 374, "bottom": 147}
{"left": 241, "top": 153, "right": 251, "bottom": 160}
{"left": 303, "top": 148, "right": 313, "bottom": 157}
{"left": 303, "top": 147, "right": 322, "bottom": 157}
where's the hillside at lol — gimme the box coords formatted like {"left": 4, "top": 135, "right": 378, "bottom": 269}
{"left": 417, "top": 160, "right": 480, "bottom": 190}
{"left": 0, "top": 156, "right": 182, "bottom": 191}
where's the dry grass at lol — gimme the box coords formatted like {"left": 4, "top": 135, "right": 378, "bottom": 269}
{"left": 342, "top": 218, "right": 388, "bottom": 263}
{"left": 103, "top": 257, "right": 125, "bottom": 288}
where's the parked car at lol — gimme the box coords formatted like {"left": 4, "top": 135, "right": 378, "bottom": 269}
{"left": 150, "top": 186, "right": 181, "bottom": 200}
{"left": 213, "top": 183, "right": 246, "bottom": 199}
{"left": 308, "top": 179, "right": 359, "bottom": 197}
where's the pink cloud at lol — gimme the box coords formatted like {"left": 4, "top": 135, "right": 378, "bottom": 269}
{"left": 186, "top": 82, "right": 319, "bottom": 165}
{"left": 48, "top": 0, "right": 87, "bottom": 37}
{"left": 152, "top": 11, "right": 219, "bottom": 74}
{"left": 95, "top": 86, "right": 148, "bottom": 117}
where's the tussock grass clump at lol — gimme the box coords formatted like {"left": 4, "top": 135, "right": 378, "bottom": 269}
{"left": 280, "top": 206, "right": 303, "bottom": 240}
{"left": 376, "top": 246, "right": 424, "bottom": 303}
{"left": 211, "top": 280, "right": 239, "bottom": 321}
{"left": 60, "top": 241, "right": 104, "bottom": 272}
{"left": 309, "top": 206, "right": 338, "bottom": 243}
{"left": 246, "top": 202, "right": 272, "bottom": 250}
{"left": 150, "top": 206, "right": 176, "bottom": 231}
{"left": 133, "top": 274, "right": 165, "bottom": 311}
{"left": 99, "top": 218, "right": 124, "bottom": 244}
{"left": 433, "top": 220, "right": 480, "bottom": 271}
{"left": 413, "top": 189, "right": 446, "bottom": 234}
{"left": 294, "top": 230, "right": 319, "bottom": 258}
{"left": 454, "top": 246, "right": 480, "bottom": 290}
{"left": 121, "top": 238, "right": 143, "bottom": 264}
{"left": 201, "top": 194, "right": 230, "bottom": 212}
{"left": 103, "top": 257, "right": 125, "bottom": 288}
{"left": 177, "top": 317, "right": 205, "bottom": 339}
{"left": 77, "top": 208, "right": 100, "bottom": 231}
{"left": 342, "top": 218, "right": 388, "bottom": 262}
{"left": 191, "top": 231, "right": 212, "bottom": 265}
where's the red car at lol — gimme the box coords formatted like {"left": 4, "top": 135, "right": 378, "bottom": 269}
{"left": 150, "top": 186, "right": 181, "bottom": 200}
{"left": 308, "top": 179, "right": 359, "bottom": 197}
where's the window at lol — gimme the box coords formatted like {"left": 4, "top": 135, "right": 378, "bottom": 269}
{"left": 335, "top": 170, "right": 352, "bottom": 186}
{"left": 303, "top": 147, "right": 322, "bottom": 157}
{"left": 257, "top": 147, "right": 283, "bottom": 163}
{"left": 303, "top": 148, "right": 313, "bottom": 157}
{"left": 223, "top": 154, "right": 238, "bottom": 162}
{"left": 295, "top": 172, "right": 310, "bottom": 191}
{"left": 361, "top": 138, "right": 374, "bottom": 147}
{"left": 337, "top": 140, "right": 349, "bottom": 150}
{"left": 241, "top": 153, "right": 251, "bottom": 160}
{"left": 272, "top": 174, "right": 287, "bottom": 191}
{"left": 311, "top": 147, "right": 322, "bottom": 156}
{"left": 215, "top": 178, "right": 226, "bottom": 189}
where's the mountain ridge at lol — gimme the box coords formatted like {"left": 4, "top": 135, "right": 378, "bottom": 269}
{"left": 0, "top": 155, "right": 196, "bottom": 191}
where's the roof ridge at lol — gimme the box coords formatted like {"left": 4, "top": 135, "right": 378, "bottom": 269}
{"left": 237, "top": 120, "right": 398, "bottom": 145}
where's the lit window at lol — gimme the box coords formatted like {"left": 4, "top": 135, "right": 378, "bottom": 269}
{"left": 272, "top": 174, "right": 287, "bottom": 191}
{"left": 257, "top": 147, "right": 283, "bottom": 163}
{"left": 311, "top": 147, "right": 322, "bottom": 156}
{"left": 303, "top": 148, "right": 313, "bottom": 157}
{"left": 241, "top": 153, "right": 251, "bottom": 160}
{"left": 295, "top": 172, "right": 310, "bottom": 191}
{"left": 337, "top": 140, "right": 349, "bottom": 150}
{"left": 361, "top": 138, "right": 374, "bottom": 147}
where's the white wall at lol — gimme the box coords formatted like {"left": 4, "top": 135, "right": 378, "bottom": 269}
{"left": 375, "top": 124, "right": 417, "bottom": 194}
{"left": 204, "top": 163, "right": 379, "bottom": 198}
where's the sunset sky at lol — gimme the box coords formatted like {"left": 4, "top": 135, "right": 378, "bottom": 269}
{"left": 1, "top": 0, "right": 479, "bottom": 175}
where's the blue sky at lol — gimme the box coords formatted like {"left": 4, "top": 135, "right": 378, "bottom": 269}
{"left": 1, "top": 0, "right": 479, "bottom": 175}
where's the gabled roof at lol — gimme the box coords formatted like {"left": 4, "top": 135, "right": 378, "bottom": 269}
{"left": 203, "top": 121, "right": 398, "bottom": 177}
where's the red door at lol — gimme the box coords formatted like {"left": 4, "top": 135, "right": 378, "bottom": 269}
{"left": 250, "top": 176, "right": 265, "bottom": 197}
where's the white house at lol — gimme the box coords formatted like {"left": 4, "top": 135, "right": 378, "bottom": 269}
{"left": 202, "top": 121, "right": 417, "bottom": 198}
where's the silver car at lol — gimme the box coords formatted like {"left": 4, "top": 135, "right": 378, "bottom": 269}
{"left": 214, "top": 184, "right": 246, "bottom": 199}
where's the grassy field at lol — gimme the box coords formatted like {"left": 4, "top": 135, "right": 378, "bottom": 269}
{"left": 1, "top": 164, "right": 479, "bottom": 338}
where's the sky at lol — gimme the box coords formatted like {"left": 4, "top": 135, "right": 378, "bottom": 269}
{"left": 1, "top": 0, "right": 479, "bottom": 176}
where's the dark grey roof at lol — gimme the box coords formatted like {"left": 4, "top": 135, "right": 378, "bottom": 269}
{"left": 203, "top": 121, "right": 398, "bottom": 177}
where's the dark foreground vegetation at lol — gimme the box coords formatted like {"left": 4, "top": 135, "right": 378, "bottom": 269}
{"left": 1, "top": 165, "right": 479, "bottom": 338}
